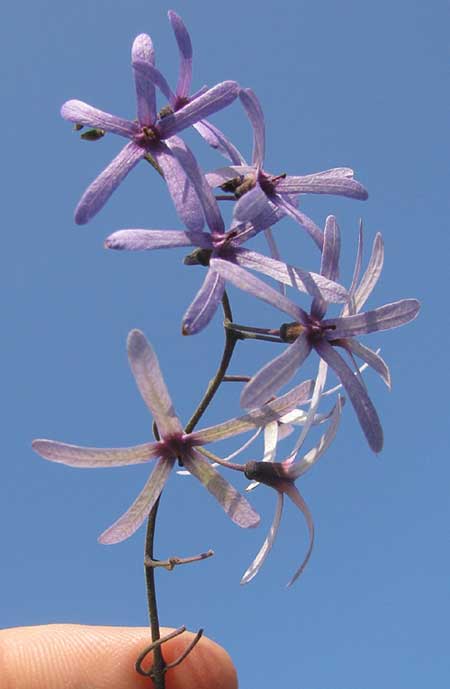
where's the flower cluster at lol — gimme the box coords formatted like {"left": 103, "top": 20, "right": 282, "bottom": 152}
{"left": 33, "top": 11, "right": 419, "bottom": 584}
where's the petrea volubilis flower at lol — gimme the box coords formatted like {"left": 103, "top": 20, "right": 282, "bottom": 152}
{"left": 32, "top": 330, "right": 315, "bottom": 544}
{"left": 207, "top": 89, "right": 369, "bottom": 249}
{"left": 62, "top": 32, "right": 239, "bottom": 227}
{"left": 213, "top": 216, "right": 420, "bottom": 452}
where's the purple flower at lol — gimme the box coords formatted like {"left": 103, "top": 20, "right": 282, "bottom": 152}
{"left": 32, "top": 330, "right": 313, "bottom": 544}
{"left": 241, "top": 396, "right": 344, "bottom": 585}
{"left": 61, "top": 32, "right": 239, "bottom": 226}
{"left": 212, "top": 216, "right": 420, "bottom": 452}
{"left": 207, "top": 89, "right": 369, "bottom": 249}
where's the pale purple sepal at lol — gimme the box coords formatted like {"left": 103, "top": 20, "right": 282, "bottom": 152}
{"left": 241, "top": 493, "right": 283, "bottom": 584}
{"left": 194, "top": 121, "right": 246, "bottom": 165}
{"left": 157, "top": 81, "right": 239, "bottom": 139}
{"left": 182, "top": 270, "right": 225, "bottom": 335}
{"left": 127, "top": 330, "right": 183, "bottom": 437}
{"left": 168, "top": 10, "right": 193, "bottom": 98}
{"left": 61, "top": 100, "right": 139, "bottom": 138}
{"left": 211, "top": 258, "right": 308, "bottom": 323}
{"left": 132, "top": 34, "right": 157, "bottom": 126}
{"left": 105, "top": 229, "right": 210, "bottom": 252}
{"left": 31, "top": 439, "right": 160, "bottom": 468}
{"left": 323, "top": 299, "right": 420, "bottom": 338}
{"left": 98, "top": 457, "right": 175, "bottom": 544}
{"left": 276, "top": 167, "right": 368, "bottom": 200}
{"left": 241, "top": 336, "right": 312, "bottom": 410}
{"left": 183, "top": 450, "right": 260, "bottom": 528}
{"left": 314, "top": 338, "right": 383, "bottom": 452}
{"left": 74, "top": 142, "right": 145, "bottom": 225}
{"left": 239, "top": 88, "right": 265, "bottom": 167}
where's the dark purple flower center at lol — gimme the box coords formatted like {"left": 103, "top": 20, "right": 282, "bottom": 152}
{"left": 279, "top": 317, "right": 335, "bottom": 344}
{"left": 158, "top": 433, "right": 195, "bottom": 462}
{"left": 134, "top": 125, "right": 160, "bottom": 148}
{"left": 257, "top": 170, "right": 287, "bottom": 196}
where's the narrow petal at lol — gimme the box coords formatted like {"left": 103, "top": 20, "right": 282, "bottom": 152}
{"left": 168, "top": 10, "right": 193, "bottom": 98}
{"left": 324, "top": 299, "right": 420, "bottom": 338}
{"left": 61, "top": 100, "right": 138, "bottom": 138}
{"left": 151, "top": 142, "right": 205, "bottom": 231}
{"left": 342, "top": 232, "right": 384, "bottom": 315}
{"left": 157, "top": 81, "right": 239, "bottom": 139}
{"left": 335, "top": 339, "right": 391, "bottom": 388}
{"left": 206, "top": 165, "right": 255, "bottom": 188}
{"left": 241, "top": 493, "right": 284, "bottom": 584}
{"left": 105, "top": 229, "right": 211, "bottom": 252}
{"left": 314, "top": 339, "right": 383, "bottom": 452}
{"left": 272, "top": 194, "right": 324, "bottom": 250}
{"left": 241, "top": 336, "right": 312, "bottom": 409}
{"left": 232, "top": 248, "right": 348, "bottom": 304}
{"left": 32, "top": 439, "right": 160, "bottom": 467}
{"left": 276, "top": 167, "right": 368, "bottom": 200}
{"left": 211, "top": 258, "right": 308, "bottom": 323}
{"left": 165, "top": 136, "right": 224, "bottom": 232}
{"left": 311, "top": 215, "right": 341, "bottom": 319}
{"left": 233, "top": 183, "right": 269, "bottom": 224}
{"left": 127, "top": 330, "right": 183, "bottom": 437}
{"left": 344, "top": 220, "right": 364, "bottom": 316}
{"left": 183, "top": 450, "right": 260, "bottom": 528}
{"left": 193, "top": 121, "right": 246, "bottom": 165}
{"left": 263, "top": 227, "right": 286, "bottom": 295}
{"left": 74, "top": 142, "right": 145, "bottom": 224}
{"left": 284, "top": 485, "right": 315, "bottom": 587}
{"left": 132, "top": 34, "right": 157, "bottom": 126}
{"left": 134, "top": 60, "right": 175, "bottom": 104}
{"left": 191, "top": 379, "right": 314, "bottom": 444}
{"left": 182, "top": 269, "right": 225, "bottom": 335}
{"left": 98, "top": 457, "right": 174, "bottom": 544}
{"left": 239, "top": 88, "right": 265, "bottom": 167}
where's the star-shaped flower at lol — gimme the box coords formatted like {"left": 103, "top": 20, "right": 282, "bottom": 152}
{"left": 207, "top": 88, "right": 369, "bottom": 249}
{"left": 62, "top": 32, "right": 239, "bottom": 227}
{"left": 212, "top": 216, "right": 420, "bottom": 452}
{"left": 32, "top": 330, "right": 313, "bottom": 544}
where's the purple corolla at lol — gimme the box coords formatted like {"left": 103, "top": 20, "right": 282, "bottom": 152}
{"left": 32, "top": 330, "right": 314, "bottom": 544}
{"left": 61, "top": 32, "right": 239, "bottom": 227}
{"left": 212, "top": 216, "right": 420, "bottom": 452}
{"left": 207, "top": 88, "right": 368, "bottom": 249}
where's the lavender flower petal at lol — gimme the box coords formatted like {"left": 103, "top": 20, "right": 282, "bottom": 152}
{"left": 182, "top": 269, "right": 225, "bottom": 335}
{"left": 284, "top": 484, "right": 315, "bottom": 586}
{"left": 32, "top": 439, "right": 160, "bottom": 467}
{"left": 74, "top": 142, "right": 146, "bottom": 225}
{"left": 239, "top": 88, "right": 265, "bottom": 167}
{"left": 132, "top": 34, "right": 157, "bottom": 126}
{"left": 134, "top": 60, "right": 175, "bottom": 104}
{"left": 314, "top": 338, "right": 383, "bottom": 452}
{"left": 206, "top": 165, "right": 255, "bottom": 188}
{"left": 311, "top": 215, "right": 341, "bottom": 320}
{"left": 194, "top": 121, "right": 246, "bottom": 165}
{"left": 168, "top": 10, "right": 193, "bottom": 98}
{"left": 324, "top": 299, "right": 420, "bottom": 338}
{"left": 241, "top": 336, "right": 312, "bottom": 410}
{"left": 61, "top": 100, "right": 138, "bottom": 138}
{"left": 233, "top": 184, "right": 269, "bottom": 224}
{"left": 335, "top": 339, "right": 391, "bottom": 388}
{"left": 98, "top": 457, "right": 175, "bottom": 544}
{"left": 127, "top": 330, "right": 183, "bottom": 436}
{"left": 241, "top": 493, "right": 284, "bottom": 584}
{"left": 342, "top": 232, "right": 384, "bottom": 316}
{"left": 276, "top": 167, "right": 368, "bottom": 200}
{"left": 272, "top": 194, "right": 324, "bottom": 249}
{"left": 345, "top": 220, "right": 364, "bottom": 315}
{"left": 105, "top": 229, "right": 210, "bottom": 252}
{"left": 183, "top": 450, "right": 260, "bottom": 528}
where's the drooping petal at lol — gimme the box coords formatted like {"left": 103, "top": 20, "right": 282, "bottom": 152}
{"left": 182, "top": 450, "right": 260, "bottom": 528}
{"left": 182, "top": 269, "right": 225, "bottom": 335}
{"left": 157, "top": 81, "right": 239, "bottom": 139}
{"left": 165, "top": 136, "right": 224, "bottom": 232}
{"left": 335, "top": 339, "right": 391, "bottom": 388}
{"left": 211, "top": 258, "right": 308, "bottom": 323}
{"left": 61, "top": 100, "right": 138, "bottom": 138}
{"left": 127, "top": 330, "right": 183, "bottom": 437}
{"left": 105, "top": 229, "right": 211, "bottom": 252}
{"left": 132, "top": 34, "right": 157, "bottom": 126}
{"left": 276, "top": 167, "right": 368, "bottom": 200}
{"left": 314, "top": 339, "right": 383, "bottom": 452}
{"left": 272, "top": 194, "right": 324, "bottom": 250}
{"left": 98, "top": 457, "right": 174, "bottom": 544}
{"left": 32, "top": 439, "right": 160, "bottom": 468}
{"left": 151, "top": 142, "right": 205, "bottom": 231}
{"left": 168, "top": 10, "right": 193, "bottom": 98}
{"left": 241, "top": 493, "right": 284, "bottom": 584}
{"left": 323, "top": 299, "right": 420, "bottom": 338}
{"left": 241, "top": 336, "right": 312, "bottom": 410}
{"left": 190, "top": 378, "right": 313, "bottom": 444}
{"left": 74, "top": 142, "right": 146, "bottom": 225}
{"left": 342, "top": 232, "right": 384, "bottom": 316}
{"left": 233, "top": 184, "right": 268, "bottom": 224}
{"left": 193, "top": 121, "right": 246, "bottom": 165}
{"left": 284, "top": 484, "right": 315, "bottom": 587}
{"left": 311, "top": 215, "right": 341, "bottom": 319}
{"left": 239, "top": 88, "right": 265, "bottom": 167}
{"left": 232, "top": 248, "right": 348, "bottom": 304}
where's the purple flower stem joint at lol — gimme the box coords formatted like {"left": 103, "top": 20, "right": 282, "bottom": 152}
{"left": 35, "top": 8, "right": 421, "bottom": 689}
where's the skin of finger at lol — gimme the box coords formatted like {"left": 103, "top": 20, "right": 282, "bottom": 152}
{"left": 0, "top": 624, "right": 238, "bottom": 689}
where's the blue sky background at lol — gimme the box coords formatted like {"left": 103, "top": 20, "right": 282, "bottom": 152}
{"left": 2, "top": 0, "right": 449, "bottom": 687}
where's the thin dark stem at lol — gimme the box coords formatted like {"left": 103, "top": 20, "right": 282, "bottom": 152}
{"left": 223, "top": 375, "right": 251, "bottom": 383}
